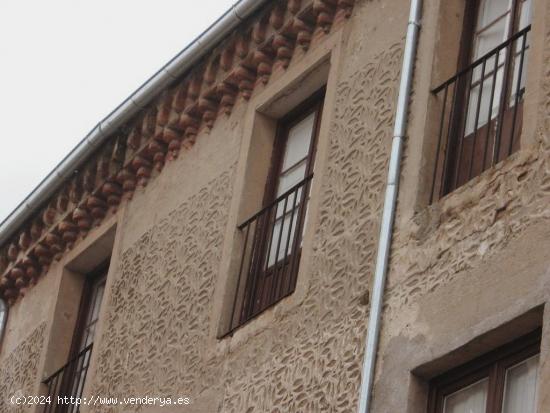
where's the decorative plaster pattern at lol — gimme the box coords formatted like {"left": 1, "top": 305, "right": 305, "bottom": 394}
{"left": 220, "top": 44, "right": 402, "bottom": 412}
{"left": 89, "top": 169, "right": 234, "bottom": 411}
{"left": 0, "top": 323, "right": 46, "bottom": 413}
{"left": 0, "top": 0, "right": 355, "bottom": 305}
{"left": 85, "top": 44, "right": 402, "bottom": 413}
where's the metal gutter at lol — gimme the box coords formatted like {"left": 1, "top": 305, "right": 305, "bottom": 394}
{"left": 0, "top": 0, "right": 270, "bottom": 246}
{"left": 356, "top": 0, "right": 422, "bottom": 412}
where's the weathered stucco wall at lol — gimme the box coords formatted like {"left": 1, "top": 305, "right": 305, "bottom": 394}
{"left": 0, "top": 248, "right": 64, "bottom": 413}
{"left": 2, "top": 0, "right": 550, "bottom": 412}
{"left": 79, "top": 0, "right": 407, "bottom": 410}
{"left": 91, "top": 169, "right": 236, "bottom": 410}
{"left": 0, "top": 323, "right": 46, "bottom": 413}
{"left": 83, "top": 0, "right": 406, "bottom": 408}
{"left": 371, "top": 0, "right": 550, "bottom": 411}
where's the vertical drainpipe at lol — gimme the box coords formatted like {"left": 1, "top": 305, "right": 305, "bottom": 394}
{"left": 357, "top": 0, "right": 422, "bottom": 412}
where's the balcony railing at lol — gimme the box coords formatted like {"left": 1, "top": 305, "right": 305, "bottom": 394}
{"left": 430, "top": 26, "right": 531, "bottom": 203}
{"left": 42, "top": 344, "right": 93, "bottom": 413}
{"left": 225, "top": 174, "right": 313, "bottom": 334}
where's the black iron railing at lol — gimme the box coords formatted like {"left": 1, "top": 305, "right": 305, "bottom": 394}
{"left": 430, "top": 26, "right": 530, "bottom": 202}
{"left": 226, "top": 174, "right": 313, "bottom": 334}
{"left": 42, "top": 344, "right": 93, "bottom": 413}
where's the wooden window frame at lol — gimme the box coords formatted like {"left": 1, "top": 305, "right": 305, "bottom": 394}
{"left": 225, "top": 89, "right": 325, "bottom": 335}
{"left": 249, "top": 89, "right": 324, "bottom": 307}
{"left": 427, "top": 329, "right": 541, "bottom": 413}
{"left": 460, "top": 0, "right": 527, "bottom": 116}
{"left": 460, "top": 0, "right": 527, "bottom": 67}
{"left": 263, "top": 88, "right": 325, "bottom": 206}
{"left": 42, "top": 261, "right": 110, "bottom": 413}
{"left": 441, "top": 0, "right": 529, "bottom": 195}
{"left": 68, "top": 260, "right": 109, "bottom": 360}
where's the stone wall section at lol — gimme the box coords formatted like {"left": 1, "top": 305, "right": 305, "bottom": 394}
{"left": 385, "top": 0, "right": 550, "bottom": 328}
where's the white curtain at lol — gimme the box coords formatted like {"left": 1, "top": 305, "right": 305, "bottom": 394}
{"left": 501, "top": 354, "right": 539, "bottom": 413}
{"left": 444, "top": 378, "right": 488, "bottom": 413}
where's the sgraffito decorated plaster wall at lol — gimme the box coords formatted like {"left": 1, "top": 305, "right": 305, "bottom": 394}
{"left": 221, "top": 43, "right": 402, "bottom": 413}
{"left": 0, "top": 323, "right": 46, "bottom": 413}
{"left": 90, "top": 169, "right": 236, "bottom": 410}
{"left": 7, "top": 0, "right": 550, "bottom": 411}
{"left": 86, "top": 40, "right": 403, "bottom": 412}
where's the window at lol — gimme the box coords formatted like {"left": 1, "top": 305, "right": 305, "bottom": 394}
{"left": 428, "top": 330, "right": 540, "bottom": 413}
{"left": 43, "top": 263, "right": 108, "bottom": 413}
{"left": 72, "top": 270, "right": 107, "bottom": 354}
{"left": 430, "top": 0, "right": 532, "bottom": 202}
{"left": 225, "top": 90, "right": 324, "bottom": 334}
{"left": 0, "top": 299, "right": 7, "bottom": 347}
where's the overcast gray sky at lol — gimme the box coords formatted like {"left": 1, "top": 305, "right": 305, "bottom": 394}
{"left": 0, "top": 0, "right": 235, "bottom": 223}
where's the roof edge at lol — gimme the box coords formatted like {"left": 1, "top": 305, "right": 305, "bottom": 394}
{"left": 0, "top": 0, "right": 269, "bottom": 246}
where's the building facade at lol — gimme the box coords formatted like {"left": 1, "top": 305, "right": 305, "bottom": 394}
{"left": 1, "top": 0, "right": 550, "bottom": 412}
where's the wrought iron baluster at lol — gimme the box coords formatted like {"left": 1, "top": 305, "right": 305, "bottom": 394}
{"left": 428, "top": 26, "right": 531, "bottom": 203}
{"left": 508, "top": 32, "right": 528, "bottom": 156}
{"left": 469, "top": 58, "right": 487, "bottom": 180}
{"left": 430, "top": 83, "right": 449, "bottom": 204}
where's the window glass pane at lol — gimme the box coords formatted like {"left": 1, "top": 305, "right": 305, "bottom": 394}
{"left": 518, "top": 0, "right": 533, "bottom": 31}
{"left": 443, "top": 378, "right": 489, "bottom": 413}
{"left": 281, "top": 112, "right": 315, "bottom": 171}
{"left": 502, "top": 354, "right": 539, "bottom": 413}
{"left": 507, "top": 0, "right": 532, "bottom": 107}
{"left": 479, "top": 76, "right": 496, "bottom": 125}
{"left": 0, "top": 299, "right": 6, "bottom": 342}
{"left": 477, "top": 0, "right": 512, "bottom": 29}
{"left": 277, "top": 162, "right": 307, "bottom": 196}
{"left": 509, "top": 48, "right": 528, "bottom": 107}
{"left": 267, "top": 209, "right": 298, "bottom": 266}
{"left": 300, "top": 195, "right": 311, "bottom": 248}
{"left": 83, "top": 324, "right": 96, "bottom": 347}
{"left": 465, "top": 65, "right": 504, "bottom": 135}
{"left": 475, "top": 17, "right": 509, "bottom": 60}
{"left": 78, "top": 278, "right": 106, "bottom": 351}
{"left": 465, "top": 83, "right": 481, "bottom": 136}
{"left": 274, "top": 187, "right": 303, "bottom": 219}
{"left": 90, "top": 283, "right": 105, "bottom": 322}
